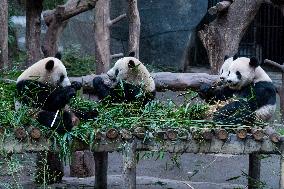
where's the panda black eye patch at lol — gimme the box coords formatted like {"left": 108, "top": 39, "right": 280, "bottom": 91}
{"left": 115, "top": 69, "right": 119, "bottom": 76}
{"left": 59, "top": 74, "right": 65, "bottom": 82}
{"left": 236, "top": 71, "right": 242, "bottom": 79}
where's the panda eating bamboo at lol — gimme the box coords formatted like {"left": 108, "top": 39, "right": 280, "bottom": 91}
{"left": 93, "top": 52, "right": 156, "bottom": 105}
{"left": 199, "top": 56, "right": 276, "bottom": 125}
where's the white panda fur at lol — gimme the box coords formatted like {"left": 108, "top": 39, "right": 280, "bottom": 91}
{"left": 93, "top": 52, "right": 156, "bottom": 104}
{"left": 17, "top": 57, "right": 71, "bottom": 87}
{"left": 107, "top": 56, "right": 155, "bottom": 93}
{"left": 198, "top": 56, "right": 237, "bottom": 103}
{"left": 226, "top": 57, "right": 276, "bottom": 121}
{"left": 219, "top": 57, "right": 234, "bottom": 82}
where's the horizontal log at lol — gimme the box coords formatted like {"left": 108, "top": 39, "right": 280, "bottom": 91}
{"left": 1, "top": 132, "right": 284, "bottom": 154}
{"left": 106, "top": 128, "right": 119, "bottom": 140}
{"left": 166, "top": 129, "right": 177, "bottom": 140}
{"left": 202, "top": 128, "right": 214, "bottom": 140}
{"left": 30, "top": 127, "right": 41, "bottom": 140}
{"left": 236, "top": 127, "right": 247, "bottom": 139}
{"left": 264, "top": 59, "right": 284, "bottom": 72}
{"left": 69, "top": 72, "right": 219, "bottom": 93}
{"left": 215, "top": 128, "right": 229, "bottom": 140}
{"left": 121, "top": 129, "right": 133, "bottom": 140}
{"left": 15, "top": 127, "right": 27, "bottom": 140}
{"left": 265, "top": 126, "right": 280, "bottom": 143}
{"left": 251, "top": 127, "right": 265, "bottom": 141}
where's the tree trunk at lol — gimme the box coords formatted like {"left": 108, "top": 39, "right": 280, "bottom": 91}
{"left": 94, "top": 0, "right": 126, "bottom": 74}
{"left": 26, "top": 0, "right": 43, "bottom": 66}
{"left": 128, "top": 0, "right": 140, "bottom": 58}
{"left": 94, "top": 0, "right": 111, "bottom": 74}
{"left": 198, "top": 0, "right": 263, "bottom": 74}
{"left": 0, "top": 0, "right": 8, "bottom": 69}
{"left": 42, "top": 6, "right": 68, "bottom": 57}
{"left": 42, "top": 0, "right": 97, "bottom": 57}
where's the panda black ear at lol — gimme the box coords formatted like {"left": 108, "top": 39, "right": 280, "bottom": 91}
{"left": 45, "top": 60, "right": 54, "bottom": 71}
{"left": 128, "top": 51, "right": 135, "bottom": 57}
{"left": 128, "top": 60, "right": 136, "bottom": 68}
{"left": 224, "top": 55, "right": 229, "bottom": 61}
{"left": 55, "top": 52, "right": 62, "bottom": 60}
{"left": 233, "top": 54, "right": 238, "bottom": 60}
{"left": 249, "top": 57, "right": 259, "bottom": 68}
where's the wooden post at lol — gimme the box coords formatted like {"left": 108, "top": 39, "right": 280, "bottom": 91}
{"left": 122, "top": 140, "right": 137, "bottom": 189}
{"left": 94, "top": 0, "right": 126, "bottom": 74}
{"left": 279, "top": 148, "right": 284, "bottom": 189}
{"left": 94, "top": 152, "right": 108, "bottom": 189}
{"left": 248, "top": 154, "right": 261, "bottom": 189}
{"left": 0, "top": 0, "right": 8, "bottom": 69}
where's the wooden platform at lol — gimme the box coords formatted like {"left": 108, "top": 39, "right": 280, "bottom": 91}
{"left": 1, "top": 130, "right": 284, "bottom": 189}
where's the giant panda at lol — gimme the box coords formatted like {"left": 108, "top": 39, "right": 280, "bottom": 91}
{"left": 213, "top": 57, "right": 277, "bottom": 125}
{"left": 93, "top": 52, "right": 156, "bottom": 105}
{"left": 16, "top": 56, "right": 83, "bottom": 133}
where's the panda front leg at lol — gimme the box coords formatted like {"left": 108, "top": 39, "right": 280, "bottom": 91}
{"left": 37, "top": 110, "right": 76, "bottom": 134}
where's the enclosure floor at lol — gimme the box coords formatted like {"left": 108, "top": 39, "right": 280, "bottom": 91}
{"left": 20, "top": 175, "right": 244, "bottom": 189}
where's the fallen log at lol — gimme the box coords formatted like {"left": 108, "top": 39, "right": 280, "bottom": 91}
{"left": 265, "top": 126, "right": 280, "bottom": 143}
{"left": 215, "top": 128, "right": 229, "bottom": 140}
{"left": 15, "top": 127, "right": 27, "bottom": 140}
{"left": 70, "top": 72, "right": 219, "bottom": 93}
{"left": 251, "top": 127, "right": 265, "bottom": 141}
{"left": 121, "top": 129, "right": 133, "bottom": 140}
{"left": 30, "top": 127, "right": 41, "bottom": 140}
{"left": 202, "top": 128, "right": 214, "bottom": 140}
{"left": 166, "top": 129, "right": 177, "bottom": 140}
{"left": 106, "top": 128, "right": 119, "bottom": 140}
{"left": 133, "top": 127, "right": 146, "bottom": 139}
{"left": 236, "top": 127, "right": 247, "bottom": 139}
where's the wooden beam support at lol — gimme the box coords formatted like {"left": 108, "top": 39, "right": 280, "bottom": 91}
{"left": 280, "top": 151, "right": 284, "bottom": 189}
{"left": 122, "top": 141, "right": 137, "bottom": 189}
{"left": 248, "top": 154, "right": 261, "bottom": 189}
{"left": 94, "top": 152, "right": 108, "bottom": 189}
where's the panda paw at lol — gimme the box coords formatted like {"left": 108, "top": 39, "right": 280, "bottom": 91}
{"left": 198, "top": 83, "right": 213, "bottom": 98}
{"left": 71, "top": 81, "right": 82, "bottom": 91}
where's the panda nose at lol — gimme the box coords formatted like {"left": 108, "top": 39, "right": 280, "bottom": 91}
{"left": 227, "top": 80, "right": 232, "bottom": 83}
{"left": 220, "top": 77, "right": 224, "bottom": 81}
